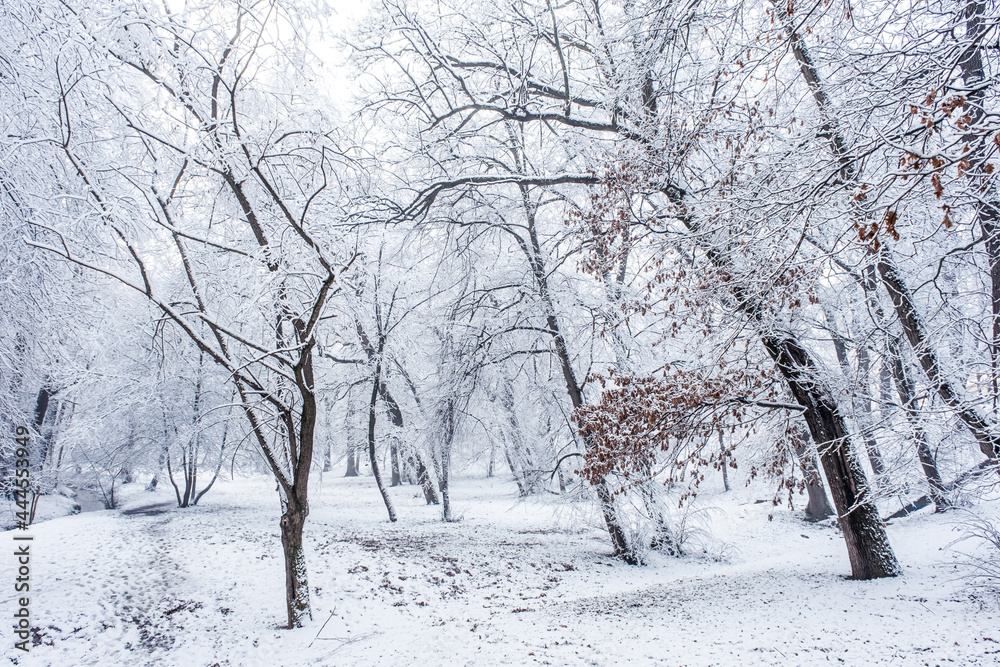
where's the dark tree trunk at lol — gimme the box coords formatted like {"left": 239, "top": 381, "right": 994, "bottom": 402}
{"left": 279, "top": 497, "right": 309, "bottom": 629}
{"left": 167, "top": 450, "right": 183, "bottom": 508}
{"left": 793, "top": 441, "right": 833, "bottom": 522}
{"left": 180, "top": 450, "right": 192, "bottom": 507}
{"left": 382, "top": 387, "right": 404, "bottom": 487}
{"left": 876, "top": 249, "right": 1000, "bottom": 465}
{"left": 775, "top": 0, "right": 1000, "bottom": 470}
{"left": 958, "top": 1, "right": 1000, "bottom": 406}
{"left": 345, "top": 448, "right": 359, "bottom": 477}
{"left": 32, "top": 386, "right": 50, "bottom": 432}
{"left": 762, "top": 334, "right": 900, "bottom": 579}
{"left": 415, "top": 455, "right": 440, "bottom": 504}
{"left": 367, "top": 353, "right": 397, "bottom": 522}
{"left": 591, "top": 468, "right": 635, "bottom": 563}
{"left": 660, "top": 176, "right": 900, "bottom": 575}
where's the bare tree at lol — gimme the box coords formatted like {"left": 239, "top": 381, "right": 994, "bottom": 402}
{"left": 18, "top": 0, "right": 359, "bottom": 628}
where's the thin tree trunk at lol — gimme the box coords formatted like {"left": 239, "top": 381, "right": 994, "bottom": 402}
{"left": 193, "top": 417, "right": 230, "bottom": 506}
{"left": 279, "top": 495, "right": 309, "bottom": 629}
{"left": 503, "top": 441, "right": 528, "bottom": 497}
{"left": 322, "top": 439, "right": 332, "bottom": 473}
{"left": 825, "top": 317, "right": 885, "bottom": 477}
{"left": 390, "top": 438, "right": 401, "bottom": 487}
{"left": 415, "top": 454, "right": 440, "bottom": 504}
{"left": 719, "top": 431, "right": 731, "bottom": 493}
{"left": 367, "top": 352, "right": 397, "bottom": 522}
{"left": 166, "top": 450, "right": 183, "bottom": 508}
{"left": 180, "top": 450, "right": 192, "bottom": 507}
{"left": 382, "top": 386, "right": 404, "bottom": 487}
{"left": 876, "top": 249, "right": 1000, "bottom": 464}
{"left": 885, "top": 336, "right": 950, "bottom": 510}
{"left": 345, "top": 448, "right": 359, "bottom": 477}
{"left": 507, "top": 138, "right": 633, "bottom": 559}
{"left": 855, "top": 347, "right": 887, "bottom": 477}
{"left": 439, "top": 398, "right": 455, "bottom": 522}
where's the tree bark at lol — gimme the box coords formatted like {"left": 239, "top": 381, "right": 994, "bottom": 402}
{"left": 415, "top": 454, "right": 440, "bottom": 505}
{"left": 439, "top": 398, "right": 455, "bottom": 522}
{"left": 762, "top": 334, "right": 901, "bottom": 578}
{"left": 279, "top": 497, "right": 309, "bottom": 629}
{"left": 719, "top": 431, "right": 731, "bottom": 493}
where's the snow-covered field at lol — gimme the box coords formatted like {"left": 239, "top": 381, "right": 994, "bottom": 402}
{"left": 5, "top": 476, "right": 999, "bottom": 666}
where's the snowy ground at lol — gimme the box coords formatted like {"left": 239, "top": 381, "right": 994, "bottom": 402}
{"left": 4, "top": 474, "right": 999, "bottom": 666}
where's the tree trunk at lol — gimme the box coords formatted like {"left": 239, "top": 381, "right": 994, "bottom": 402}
{"left": 958, "top": 0, "right": 1000, "bottom": 406}
{"left": 762, "top": 334, "right": 900, "bottom": 579}
{"left": 382, "top": 387, "right": 404, "bottom": 487}
{"left": 390, "top": 438, "right": 402, "bottom": 487}
{"left": 367, "top": 354, "right": 397, "bottom": 522}
{"left": 322, "top": 439, "right": 332, "bottom": 473}
{"left": 885, "top": 336, "right": 950, "bottom": 511}
{"left": 439, "top": 398, "right": 455, "bottom": 522}
{"left": 855, "top": 347, "right": 886, "bottom": 477}
{"left": 513, "top": 162, "right": 633, "bottom": 559}
{"left": 193, "top": 417, "right": 230, "bottom": 506}
{"left": 279, "top": 497, "right": 309, "bottom": 628}
{"left": 719, "top": 431, "right": 731, "bottom": 493}
{"left": 793, "top": 441, "right": 833, "bottom": 522}
{"left": 167, "top": 450, "right": 183, "bottom": 508}
{"left": 415, "top": 454, "right": 440, "bottom": 505}
{"left": 345, "top": 448, "right": 359, "bottom": 477}
{"left": 775, "top": 0, "right": 1000, "bottom": 469}
{"left": 503, "top": 442, "right": 529, "bottom": 497}
{"left": 876, "top": 248, "right": 1000, "bottom": 464}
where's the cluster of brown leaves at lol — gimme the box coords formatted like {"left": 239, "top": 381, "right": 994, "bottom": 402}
{"left": 564, "top": 160, "right": 659, "bottom": 279}
{"left": 854, "top": 209, "right": 901, "bottom": 250}
{"left": 573, "top": 363, "right": 787, "bottom": 504}
{"left": 889, "top": 89, "right": 999, "bottom": 233}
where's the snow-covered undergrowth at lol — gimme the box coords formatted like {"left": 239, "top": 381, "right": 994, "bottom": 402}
{"left": 6, "top": 476, "right": 999, "bottom": 666}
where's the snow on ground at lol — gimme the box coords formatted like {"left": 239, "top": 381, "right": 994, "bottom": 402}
{"left": 4, "top": 474, "right": 999, "bottom": 666}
